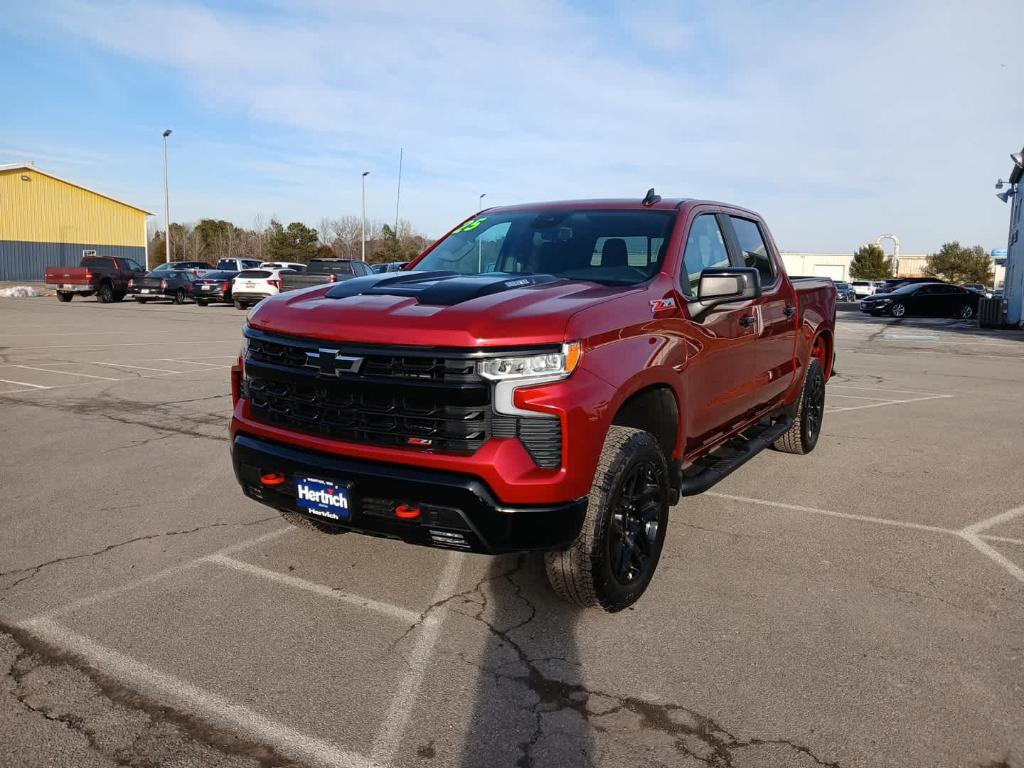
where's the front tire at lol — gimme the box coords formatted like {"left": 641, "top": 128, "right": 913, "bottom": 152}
{"left": 234, "top": 300, "right": 246, "bottom": 310}
{"left": 277, "top": 509, "right": 348, "bottom": 535}
{"left": 774, "top": 358, "right": 825, "bottom": 455}
{"left": 544, "top": 426, "right": 669, "bottom": 612}
{"left": 196, "top": 299, "right": 208, "bottom": 307}
{"left": 135, "top": 297, "right": 148, "bottom": 304}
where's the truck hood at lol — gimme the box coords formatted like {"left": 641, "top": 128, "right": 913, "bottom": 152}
{"left": 247, "top": 271, "right": 634, "bottom": 348}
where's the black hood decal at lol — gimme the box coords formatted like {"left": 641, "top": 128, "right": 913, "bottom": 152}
{"left": 324, "top": 271, "right": 559, "bottom": 306}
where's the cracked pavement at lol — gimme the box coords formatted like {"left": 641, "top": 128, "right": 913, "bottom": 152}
{"left": 0, "top": 299, "right": 1022, "bottom": 767}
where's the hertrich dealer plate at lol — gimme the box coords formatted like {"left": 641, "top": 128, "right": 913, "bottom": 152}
{"left": 296, "top": 477, "right": 351, "bottom": 521}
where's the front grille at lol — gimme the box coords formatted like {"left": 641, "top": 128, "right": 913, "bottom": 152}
{"left": 244, "top": 330, "right": 492, "bottom": 455}
{"left": 247, "top": 375, "right": 489, "bottom": 454}
{"left": 243, "top": 329, "right": 563, "bottom": 463}
{"left": 247, "top": 335, "right": 478, "bottom": 384}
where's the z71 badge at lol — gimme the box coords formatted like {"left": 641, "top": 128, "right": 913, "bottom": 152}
{"left": 649, "top": 298, "right": 676, "bottom": 313}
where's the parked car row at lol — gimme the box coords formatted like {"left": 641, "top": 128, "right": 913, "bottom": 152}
{"left": 860, "top": 281, "right": 981, "bottom": 319}
{"left": 44, "top": 255, "right": 394, "bottom": 309}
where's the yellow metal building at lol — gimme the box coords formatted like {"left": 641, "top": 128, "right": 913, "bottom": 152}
{"left": 0, "top": 164, "right": 151, "bottom": 281}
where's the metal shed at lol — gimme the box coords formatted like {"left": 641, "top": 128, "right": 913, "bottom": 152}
{"left": 0, "top": 164, "right": 151, "bottom": 281}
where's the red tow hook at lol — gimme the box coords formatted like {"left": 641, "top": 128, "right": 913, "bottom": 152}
{"left": 260, "top": 472, "right": 287, "bottom": 487}
{"left": 395, "top": 503, "right": 422, "bottom": 520}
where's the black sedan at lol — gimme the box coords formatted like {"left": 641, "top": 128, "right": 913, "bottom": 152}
{"left": 188, "top": 270, "right": 239, "bottom": 306}
{"left": 128, "top": 269, "right": 197, "bottom": 304}
{"left": 860, "top": 282, "right": 980, "bottom": 319}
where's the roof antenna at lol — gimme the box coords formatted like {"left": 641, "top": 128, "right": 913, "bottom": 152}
{"left": 642, "top": 188, "right": 661, "bottom": 206}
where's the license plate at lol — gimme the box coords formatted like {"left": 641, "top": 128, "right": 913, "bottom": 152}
{"left": 202, "top": 285, "right": 213, "bottom": 290}
{"left": 296, "top": 477, "right": 351, "bottom": 521}
{"left": 63, "top": 283, "right": 75, "bottom": 289}
{"left": 142, "top": 288, "right": 153, "bottom": 293}
{"left": 244, "top": 282, "right": 256, "bottom": 289}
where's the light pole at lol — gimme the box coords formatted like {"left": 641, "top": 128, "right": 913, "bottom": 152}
{"left": 478, "top": 193, "right": 486, "bottom": 212}
{"left": 361, "top": 171, "right": 370, "bottom": 262}
{"left": 162, "top": 129, "right": 172, "bottom": 266}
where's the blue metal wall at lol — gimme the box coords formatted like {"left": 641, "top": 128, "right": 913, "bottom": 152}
{"left": 0, "top": 240, "right": 147, "bottom": 281}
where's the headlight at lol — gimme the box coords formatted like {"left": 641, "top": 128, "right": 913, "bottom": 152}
{"left": 478, "top": 342, "right": 582, "bottom": 381}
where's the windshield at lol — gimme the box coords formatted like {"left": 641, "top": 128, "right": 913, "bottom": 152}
{"left": 414, "top": 209, "right": 677, "bottom": 286}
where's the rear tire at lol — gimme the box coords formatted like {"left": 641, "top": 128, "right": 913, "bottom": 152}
{"left": 773, "top": 358, "right": 825, "bottom": 455}
{"left": 135, "top": 298, "right": 148, "bottom": 304}
{"left": 958, "top": 304, "right": 974, "bottom": 319}
{"left": 277, "top": 509, "right": 348, "bottom": 535}
{"left": 544, "top": 426, "right": 669, "bottom": 612}
{"left": 97, "top": 282, "right": 114, "bottom": 303}
{"left": 234, "top": 300, "right": 246, "bottom": 310}
{"left": 56, "top": 292, "right": 73, "bottom": 303}
{"left": 173, "top": 288, "right": 186, "bottom": 305}
{"left": 891, "top": 302, "right": 906, "bottom": 318}
{"left": 196, "top": 299, "right": 208, "bottom": 307}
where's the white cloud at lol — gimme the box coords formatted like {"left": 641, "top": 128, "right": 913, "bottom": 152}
{"left": 29, "top": 0, "right": 1024, "bottom": 250}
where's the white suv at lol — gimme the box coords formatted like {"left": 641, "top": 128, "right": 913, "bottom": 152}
{"left": 231, "top": 267, "right": 291, "bottom": 310}
{"left": 259, "top": 261, "right": 306, "bottom": 272}
{"left": 852, "top": 280, "right": 877, "bottom": 298}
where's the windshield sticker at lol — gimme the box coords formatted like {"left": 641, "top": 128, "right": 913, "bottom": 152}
{"left": 453, "top": 217, "right": 487, "bottom": 234}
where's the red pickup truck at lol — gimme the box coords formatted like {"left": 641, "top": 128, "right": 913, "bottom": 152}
{"left": 44, "top": 255, "right": 146, "bottom": 303}
{"left": 230, "top": 194, "right": 835, "bottom": 611}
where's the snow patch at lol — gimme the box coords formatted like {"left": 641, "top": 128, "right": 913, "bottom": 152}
{"left": 0, "top": 286, "right": 43, "bottom": 298}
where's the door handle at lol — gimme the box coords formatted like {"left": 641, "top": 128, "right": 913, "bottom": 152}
{"left": 739, "top": 315, "right": 756, "bottom": 327}
{"left": 783, "top": 305, "right": 797, "bottom": 317}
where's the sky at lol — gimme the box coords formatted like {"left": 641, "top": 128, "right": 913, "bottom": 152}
{"left": 2, "top": 0, "right": 1022, "bottom": 253}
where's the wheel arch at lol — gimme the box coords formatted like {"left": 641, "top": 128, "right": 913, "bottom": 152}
{"left": 812, "top": 329, "right": 834, "bottom": 379}
{"left": 609, "top": 383, "right": 680, "bottom": 465}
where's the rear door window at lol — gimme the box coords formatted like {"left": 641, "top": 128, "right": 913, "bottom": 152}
{"left": 728, "top": 216, "right": 776, "bottom": 287}
{"left": 681, "top": 214, "right": 730, "bottom": 296}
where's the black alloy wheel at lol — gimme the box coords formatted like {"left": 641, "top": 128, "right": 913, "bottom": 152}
{"left": 607, "top": 460, "right": 664, "bottom": 587}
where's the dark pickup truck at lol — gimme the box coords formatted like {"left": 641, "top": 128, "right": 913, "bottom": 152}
{"left": 230, "top": 193, "right": 836, "bottom": 612}
{"left": 279, "top": 259, "right": 373, "bottom": 292}
{"left": 44, "top": 255, "right": 146, "bottom": 303}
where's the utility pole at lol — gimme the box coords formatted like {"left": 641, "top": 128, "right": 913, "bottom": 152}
{"left": 479, "top": 192, "right": 486, "bottom": 212}
{"left": 394, "top": 148, "right": 403, "bottom": 247}
{"left": 162, "top": 129, "right": 172, "bottom": 266}
{"left": 361, "top": 171, "right": 370, "bottom": 262}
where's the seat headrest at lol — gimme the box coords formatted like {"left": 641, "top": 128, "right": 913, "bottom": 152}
{"left": 601, "top": 238, "right": 628, "bottom": 268}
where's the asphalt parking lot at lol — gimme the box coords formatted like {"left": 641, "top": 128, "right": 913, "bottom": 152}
{"left": 1, "top": 296, "right": 1022, "bottom": 768}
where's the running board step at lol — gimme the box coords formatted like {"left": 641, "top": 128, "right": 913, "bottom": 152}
{"left": 678, "top": 416, "right": 795, "bottom": 497}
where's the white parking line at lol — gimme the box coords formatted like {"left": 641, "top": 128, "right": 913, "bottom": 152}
{"left": 94, "top": 362, "right": 182, "bottom": 374}
{"left": 826, "top": 393, "right": 897, "bottom": 401}
{"left": 0, "top": 377, "right": 51, "bottom": 390}
{"left": 205, "top": 554, "right": 423, "bottom": 624}
{"left": 7, "top": 340, "right": 240, "bottom": 351}
{"left": 827, "top": 394, "right": 953, "bottom": 414}
{"left": 2, "top": 363, "right": 119, "bottom": 381}
{"left": 36, "top": 528, "right": 293, "bottom": 620}
{"left": 829, "top": 384, "right": 949, "bottom": 397}
{"left": 705, "top": 492, "right": 957, "bottom": 535}
{"left": 706, "top": 492, "right": 1024, "bottom": 586}
{"left": 370, "top": 552, "right": 463, "bottom": 766}
{"left": 16, "top": 618, "right": 380, "bottom": 768}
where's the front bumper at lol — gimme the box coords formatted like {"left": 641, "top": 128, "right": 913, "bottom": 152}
{"left": 232, "top": 433, "right": 588, "bottom": 554}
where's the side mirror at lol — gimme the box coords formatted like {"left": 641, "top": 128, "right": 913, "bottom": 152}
{"left": 692, "top": 267, "right": 761, "bottom": 319}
